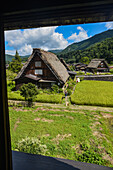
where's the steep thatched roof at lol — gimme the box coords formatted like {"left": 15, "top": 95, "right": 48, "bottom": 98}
{"left": 60, "top": 58, "right": 71, "bottom": 71}
{"left": 15, "top": 48, "right": 69, "bottom": 84}
{"left": 87, "top": 59, "right": 109, "bottom": 69}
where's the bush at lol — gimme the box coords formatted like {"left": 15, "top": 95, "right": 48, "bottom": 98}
{"left": 8, "top": 91, "right": 24, "bottom": 100}
{"left": 19, "top": 83, "right": 38, "bottom": 102}
{"left": 110, "top": 69, "right": 113, "bottom": 74}
{"left": 51, "top": 84, "right": 59, "bottom": 93}
{"left": 76, "top": 150, "right": 107, "bottom": 165}
{"left": 16, "top": 137, "right": 48, "bottom": 155}
{"left": 8, "top": 91, "right": 63, "bottom": 104}
{"left": 7, "top": 80, "right": 15, "bottom": 92}
{"left": 67, "top": 89, "right": 72, "bottom": 95}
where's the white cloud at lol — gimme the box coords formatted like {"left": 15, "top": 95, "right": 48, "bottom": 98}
{"left": 18, "top": 44, "right": 32, "bottom": 56}
{"left": 105, "top": 22, "right": 113, "bottom": 29}
{"left": 67, "top": 26, "right": 89, "bottom": 42}
{"left": 5, "top": 26, "right": 68, "bottom": 55}
{"left": 5, "top": 50, "right": 16, "bottom": 55}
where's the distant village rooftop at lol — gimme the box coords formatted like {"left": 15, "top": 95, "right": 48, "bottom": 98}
{"left": 87, "top": 58, "right": 109, "bottom": 72}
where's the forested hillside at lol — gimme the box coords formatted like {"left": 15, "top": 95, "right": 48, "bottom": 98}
{"left": 58, "top": 36, "right": 113, "bottom": 64}
{"left": 59, "top": 29, "right": 113, "bottom": 55}
{"left": 5, "top": 54, "right": 29, "bottom": 63}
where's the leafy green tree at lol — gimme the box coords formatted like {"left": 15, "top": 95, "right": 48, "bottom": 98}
{"left": 6, "top": 69, "right": 17, "bottom": 81}
{"left": 9, "top": 50, "right": 22, "bottom": 73}
{"left": 80, "top": 56, "right": 89, "bottom": 65}
{"left": 19, "top": 83, "right": 38, "bottom": 106}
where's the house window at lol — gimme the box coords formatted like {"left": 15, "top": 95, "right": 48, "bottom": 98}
{"left": 35, "top": 61, "right": 41, "bottom": 67}
{"left": 35, "top": 69, "right": 43, "bottom": 75}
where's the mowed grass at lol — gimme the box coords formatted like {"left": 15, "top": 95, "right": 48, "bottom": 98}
{"left": 9, "top": 106, "right": 113, "bottom": 167}
{"left": 71, "top": 80, "right": 113, "bottom": 107}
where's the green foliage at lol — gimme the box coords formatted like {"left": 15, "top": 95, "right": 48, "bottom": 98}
{"left": 51, "top": 84, "right": 59, "bottom": 93}
{"left": 19, "top": 83, "right": 38, "bottom": 102}
{"left": 66, "top": 89, "right": 72, "bottom": 95}
{"left": 58, "top": 36, "right": 113, "bottom": 64}
{"left": 71, "top": 80, "right": 113, "bottom": 107}
{"left": 15, "top": 50, "right": 21, "bottom": 62}
{"left": 6, "top": 70, "right": 17, "bottom": 81}
{"left": 76, "top": 150, "right": 107, "bottom": 165}
{"left": 80, "top": 56, "right": 89, "bottom": 64}
{"left": 16, "top": 137, "right": 48, "bottom": 155}
{"left": 7, "top": 80, "right": 15, "bottom": 92}
{"left": 58, "top": 29, "right": 113, "bottom": 55}
{"left": 110, "top": 69, "right": 113, "bottom": 74}
{"left": 76, "top": 71, "right": 85, "bottom": 75}
{"left": 8, "top": 50, "right": 22, "bottom": 73}
{"left": 8, "top": 91, "right": 24, "bottom": 100}
{"left": 8, "top": 91, "right": 62, "bottom": 104}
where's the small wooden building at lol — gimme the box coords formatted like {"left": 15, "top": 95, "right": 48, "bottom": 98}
{"left": 74, "top": 63, "right": 87, "bottom": 71}
{"left": 14, "top": 48, "right": 69, "bottom": 90}
{"left": 87, "top": 59, "right": 110, "bottom": 73}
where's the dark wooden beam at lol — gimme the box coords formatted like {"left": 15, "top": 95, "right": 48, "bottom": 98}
{"left": 3, "top": 0, "right": 113, "bottom": 30}
{"left": 0, "top": 16, "right": 12, "bottom": 170}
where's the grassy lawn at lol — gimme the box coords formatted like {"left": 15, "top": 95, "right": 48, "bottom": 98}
{"left": 71, "top": 80, "right": 113, "bottom": 107}
{"left": 9, "top": 106, "right": 113, "bottom": 167}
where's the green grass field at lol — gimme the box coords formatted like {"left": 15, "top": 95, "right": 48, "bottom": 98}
{"left": 9, "top": 106, "right": 113, "bottom": 167}
{"left": 71, "top": 80, "right": 113, "bottom": 107}
{"left": 8, "top": 91, "right": 63, "bottom": 104}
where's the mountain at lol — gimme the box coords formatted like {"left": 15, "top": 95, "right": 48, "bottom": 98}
{"left": 58, "top": 36, "right": 113, "bottom": 64}
{"left": 5, "top": 54, "right": 30, "bottom": 63}
{"left": 48, "top": 49, "right": 63, "bottom": 54}
{"left": 59, "top": 29, "right": 113, "bottom": 55}
{"left": 5, "top": 54, "right": 14, "bottom": 63}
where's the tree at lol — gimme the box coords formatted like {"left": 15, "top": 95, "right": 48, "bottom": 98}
{"left": 15, "top": 50, "right": 21, "bottom": 62}
{"left": 8, "top": 50, "right": 22, "bottom": 73}
{"left": 19, "top": 83, "right": 38, "bottom": 106}
{"left": 80, "top": 56, "right": 89, "bottom": 65}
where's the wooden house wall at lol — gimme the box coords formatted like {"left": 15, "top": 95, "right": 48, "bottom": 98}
{"left": 15, "top": 77, "right": 37, "bottom": 90}
{"left": 24, "top": 54, "right": 58, "bottom": 81}
{"left": 15, "top": 54, "right": 60, "bottom": 90}
{"left": 98, "top": 61, "right": 107, "bottom": 69}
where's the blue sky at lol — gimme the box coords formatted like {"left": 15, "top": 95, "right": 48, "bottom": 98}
{"left": 5, "top": 21, "right": 113, "bottom": 56}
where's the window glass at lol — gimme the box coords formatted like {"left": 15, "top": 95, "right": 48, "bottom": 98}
{"left": 35, "top": 61, "right": 41, "bottom": 67}
{"left": 35, "top": 69, "right": 43, "bottom": 75}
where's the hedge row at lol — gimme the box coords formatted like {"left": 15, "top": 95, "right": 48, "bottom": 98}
{"left": 8, "top": 91, "right": 63, "bottom": 104}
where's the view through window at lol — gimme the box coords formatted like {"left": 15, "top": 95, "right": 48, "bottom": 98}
{"left": 5, "top": 21, "right": 113, "bottom": 168}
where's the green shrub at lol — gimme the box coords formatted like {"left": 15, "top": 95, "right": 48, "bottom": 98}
{"left": 67, "top": 89, "right": 72, "bottom": 95}
{"left": 110, "top": 69, "right": 113, "bottom": 74}
{"left": 16, "top": 137, "right": 48, "bottom": 155}
{"left": 76, "top": 150, "right": 108, "bottom": 165}
{"left": 8, "top": 91, "right": 24, "bottom": 100}
{"left": 7, "top": 80, "right": 15, "bottom": 92}
{"left": 51, "top": 84, "right": 59, "bottom": 93}
{"left": 76, "top": 71, "right": 85, "bottom": 75}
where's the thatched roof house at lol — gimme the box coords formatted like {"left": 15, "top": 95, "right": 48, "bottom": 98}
{"left": 87, "top": 59, "right": 109, "bottom": 73}
{"left": 15, "top": 48, "right": 69, "bottom": 90}
{"left": 74, "top": 63, "right": 87, "bottom": 71}
{"left": 60, "top": 58, "right": 77, "bottom": 78}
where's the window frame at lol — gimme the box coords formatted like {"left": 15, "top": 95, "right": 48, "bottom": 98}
{"left": 35, "top": 69, "right": 43, "bottom": 75}
{"left": 35, "top": 61, "right": 41, "bottom": 67}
